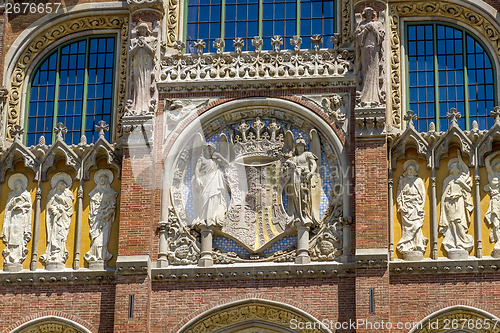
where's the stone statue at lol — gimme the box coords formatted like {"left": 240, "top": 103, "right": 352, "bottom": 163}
{"left": 85, "top": 169, "right": 118, "bottom": 267}
{"left": 127, "top": 22, "right": 157, "bottom": 115}
{"left": 485, "top": 152, "right": 500, "bottom": 257}
{"left": 396, "top": 160, "right": 427, "bottom": 260}
{"left": 41, "top": 172, "right": 74, "bottom": 269}
{"left": 355, "top": 7, "right": 385, "bottom": 107}
{"left": 283, "top": 134, "right": 321, "bottom": 227}
{"left": 2, "top": 174, "right": 32, "bottom": 270}
{"left": 192, "top": 142, "right": 229, "bottom": 228}
{"left": 439, "top": 152, "right": 474, "bottom": 258}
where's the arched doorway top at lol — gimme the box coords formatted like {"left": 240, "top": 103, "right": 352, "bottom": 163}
{"left": 177, "top": 298, "right": 332, "bottom": 333}
{"left": 9, "top": 315, "right": 92, "bottom": 333}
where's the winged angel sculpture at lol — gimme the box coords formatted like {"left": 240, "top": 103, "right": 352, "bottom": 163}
{"left": 187, "top": 120, "right": 323, "bottom": 253}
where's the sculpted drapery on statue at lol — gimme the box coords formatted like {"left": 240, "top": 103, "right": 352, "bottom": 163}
{"left": 485, "top": 152, "right": 500, "bottom": 257}
{"left": 283, "top": 133, "right": 322, "bottom": 227}
{"left": 191, "top": 140, "right": 229, "bottom": 229}
{"left": 85, "top": 169, "right": 118, "bottom": 266}
{"left": 439, "top": 152, "right": 474, "bottom": 257}
{"left": 2, "top": 174, "right": 32, "bottom": 270}
{"left": 41, "top": 172, "right": 74, "bottom": 268}
{"left": 127, "top": 22, "right": 157, "bottom": 115}
{"left": 396, "top": 160, "right": 427, "bottom": 260}
{"left": 355, "top": 7, "right": 385, "bottom": 107}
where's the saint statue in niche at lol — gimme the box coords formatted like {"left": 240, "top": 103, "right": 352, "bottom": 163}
{"left": 396, "top": 160, "right": 427, "bottom": 259}
{"left": 355, "top": 7, "right": 385, "bottom": 107}
{"left": 485, "top": 152, "right": 500, "bottom": 257}
{"left": 41, "top": 172, "right": 74, "bottom": 266}
{"left": 439, "top": 152, "right": 474, "bottom": 256}
{"left": 2, "top": 173, "right": 32, "bottom": 268}
{"left": 85, "top": 169, "right": 118, "bottom": 265}
{"left": 192, "top": 142, "right": 229, "bottom": 229}
{"left": 283, "top": 134, "right": 321, "bottom": 226}
{"left": 127, "top": 22, "right": 156, "bottom": 115}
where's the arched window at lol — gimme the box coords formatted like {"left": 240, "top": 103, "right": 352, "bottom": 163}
{"left": 406, "top": 23, "right": 496, "bottom": 132}
{"left": 185, "top": 0, "right": 336, "bottom": 52}
{"left": 26, "top": 35, "right": 116, "bottom": 146}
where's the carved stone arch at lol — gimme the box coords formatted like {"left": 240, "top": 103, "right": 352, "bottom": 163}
{"left": 409, "top": 305, "right": 500, "bottom": 333}
{"left": 477, "top": 122, "right": 500, "bottom": 166}
{"left": 41, "top": 140, "right": 81, "bottom": 181}
{"left": 391, "top": 126, "right": 431, "bottom": 169}
{"left": 82, "top": 138, "right": 122, "bottom": 180}
{"left": 434, "top": 125, "right": 474, "bottom": 168}
{"left": 0, "top": 140, "right": 39, "bottom": 182}
{"left": 3, "top": 10, "right": 129, "bottom": 142}
{"left": 388, "top": 0, "right": 500, "bottom": 129}
{"left": 177, "top": 299, "right": 332, "bottom": 333}
{"left": 164, "top": 97, "right": 351, "bottom": 224}
{"left": 9, "top": 315, "right": 93, "bottom": 333}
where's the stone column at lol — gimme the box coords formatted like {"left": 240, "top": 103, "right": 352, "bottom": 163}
{"left": 198, "top": 227, "right": 214, "bottom": 267}
{"left": 295, "top": 222, "right": 311, "bottom": 264}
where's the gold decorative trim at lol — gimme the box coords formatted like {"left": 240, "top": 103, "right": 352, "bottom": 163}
{"left": 6, "top": 15, "right": 129, "bottom": 140}
{"left": 17, "top": 321, "right": 85, "bottom": 333}
{"left": 166, "top": 0, "right": 180, "bottom": 46}
{"left": 179, "top": 301, "right": 328, "bottom": 333}
{"left": 389, "top": 1, "right": 500, "bottom": 129}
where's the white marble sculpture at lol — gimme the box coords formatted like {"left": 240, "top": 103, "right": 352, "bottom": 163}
{"left": 40, "top": 172, "right": 74, "bottom": 269}
{"left": 127, "top": 22, "right": 157, "bottom": 115}
{"left": 2, "top": 174, "right": 32, "bottom": 270}
{"left": 355, "top": 7, "right": 385, "bottom": 107}
{"left": 284, "top": 134, "right": 321, "bottom": 227}
{"left": 485, "top": 152, "right": 500, "bottom": 257}
{"left": 85, "top": 169, "right": 118, "bottom": 268}
{"left": 192, "top": 142, "right": 229, "bottom": 228}
{"left": 396, "top": 160, "right": 427, "bottom": 260}
{"left": 439, "top": 152, "right": 474, "bottom": 258}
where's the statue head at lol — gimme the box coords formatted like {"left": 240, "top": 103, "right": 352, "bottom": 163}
{"left": 203, "top": 142, "right": 216, "bottom": 158}
{"left": 362, "top": 7, "right": 376, "bottom": 21}
{"left": 136, "top": 22, "right": 150, "bottom": 37}
{"left": 403, "top": 160, "right": 419, "bottom": 177}
{"left": 294, "top": 135, "right": 307, "bottom": 154}
{"left": 14, "top": 180, "right": 23, "bottom": 191}
{"left": 98, "top": 174, "right": 110, "bottom": 186}
{"left": 56, "top": 180, "right": 67, "bottom": 191}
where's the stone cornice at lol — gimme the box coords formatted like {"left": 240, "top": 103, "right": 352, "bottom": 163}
{"left": 0, "top": 269, "right": 115, "bottom": 285}
{"left": 390, "top": 257, "right": 500, "bottom": 275}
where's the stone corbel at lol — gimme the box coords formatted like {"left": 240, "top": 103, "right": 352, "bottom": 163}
{"left": 354, "top": 106, "right": 386, "bottom": 138}
{"left": 122, "top": 114, "right": 155, "bottom": 148}
{"left": 127, "top": 0, "right": 165, "bottom": 15}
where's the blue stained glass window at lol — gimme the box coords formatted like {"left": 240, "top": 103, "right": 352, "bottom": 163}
{"left": 26, "top": 36, "right": 115, "bottom": 146}
{"left": 406, "top": 23, "right": 495, "bottom": 131}
{"left": 186, "top": 0, "right": 336, "bottom": 52}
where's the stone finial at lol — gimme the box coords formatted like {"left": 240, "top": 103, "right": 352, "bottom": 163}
{"left": 173, "top": 40, "right": 186, "bottom": 54}
{"left": 213, "top": 38, "right": 225, "bottom": 54}
{"left": 404, "top": 110, "right": 418, "bottom": 128}
{"left": 491, "top": 106, "right": 500, "bottom": 123}
{"left": 311, "top": 34, "right": 323, "bottom": 51}
{"left": 271, "top": 35, "right": 283, "bottom": 52}
{"left": 330, "top": 33, "right": 340, "bottom": 49}
{"left": 96, "top": 120, "right": 110, "bottom": 139}
{"left": 251, "top": 36, "right": 263, "bottom": 52}
{"left": 38, "top": 135, "right": 46, "bottom": 146}
{"left": 428, "top": 122, "right": 436, "bottom": 132}
{"left": 193, "top": 39, "right": 206, "bottom": 56}
{"left": 54, "top": 122, "right": 68, "bottom": 140}
{"left": 233, "top": 38, "right": 244, "bottom": 54}
{"left": 446, "top": 108, "right": 461, "bottom": 125}
{"left": 9, "top": 125, "right": 24, "bottom": 142}
{"left": 290, "top": 35, "right": 302, "bottom": 51}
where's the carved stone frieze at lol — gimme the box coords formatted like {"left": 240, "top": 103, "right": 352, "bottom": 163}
{"left": 159, "top": 39, "right": 355, "bottom": 91}
{"left": 163, "top": 98, "right": 210, "bottom": 140}
{"left": 309, "top": 218, "right": 343, "bottom": 261}
{"left": 6, "top": 15, "right": 128, "bottom": 141}
{"left": 165, "top": 208, "right": 200, "bottom": 265}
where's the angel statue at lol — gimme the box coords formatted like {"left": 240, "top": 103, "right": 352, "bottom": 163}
{"left": 283, "top": 130, "right": 322, "bottom": 227}
{"left": 439, "top": 152, "right": 474, "bottom": 257}
{"left": 2, "top": 173, "right": 32, "bottom": 270}
{"left": 396, "top": 160, "right": 427, "bottom": 260}
{"left": 191, "top": 134, "right": 230, "bottom": 229}
{"left": 485, "top": 152, "right": 500, "bottom": 257}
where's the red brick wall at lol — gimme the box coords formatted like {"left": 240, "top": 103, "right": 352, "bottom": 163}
{"left": 150, "top": 278, "right": 355, "bottom": 333}
{"left": 0, "top": 284, "right": 116, "bottom": 333}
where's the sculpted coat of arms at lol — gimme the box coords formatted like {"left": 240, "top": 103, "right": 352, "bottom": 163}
{"left": 168, "top": 115, "right": 344, "bottom": 263}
